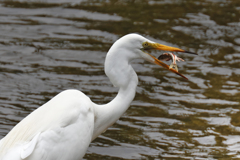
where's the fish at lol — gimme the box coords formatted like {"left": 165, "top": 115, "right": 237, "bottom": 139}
{"left": 158, "top": 52, "right": 184, "bottom": 72}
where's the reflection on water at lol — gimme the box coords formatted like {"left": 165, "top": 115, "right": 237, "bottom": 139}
{"left": 0, "top": 0, "right": 240, "bottom": 159}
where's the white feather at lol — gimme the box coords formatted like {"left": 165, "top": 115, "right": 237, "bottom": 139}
{"left": 0, "top": 89, "right": 95, "bottom": 160}
{"left": 21, "top": 132, "right": 40, "bottom": 159}
{"left": 0, "top": 34, "right": 180, "bottom": 159}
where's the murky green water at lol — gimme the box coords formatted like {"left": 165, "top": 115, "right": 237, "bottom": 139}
{"left": 0, "top": 0, "right": 240, "bottom": 159}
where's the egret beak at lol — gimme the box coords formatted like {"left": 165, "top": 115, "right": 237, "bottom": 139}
{"left": 150, "top": 43, "right": 197, "bottom": 55}
{"left": 147, "top": 53, "right": 188, "bottom": 80}
{"left": 142, "top": 42, "right": 197, "bottom": 80}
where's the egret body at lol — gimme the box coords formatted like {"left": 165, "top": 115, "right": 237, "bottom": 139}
{"left": 0, "top": 34, "right": 196, "bottom": 160}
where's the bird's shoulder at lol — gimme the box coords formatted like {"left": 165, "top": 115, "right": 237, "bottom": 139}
{"left": 0, "top": 89, "right": 95, "bottom": 159}
{"left": 46, "top": 89, "right": 95, "bottom": 127}
{"left": 29, "top": 89, "right": 94, "bottom": 128}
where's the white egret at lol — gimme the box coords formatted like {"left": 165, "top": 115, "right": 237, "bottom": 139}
{"left": 0, "top": 33, "right": 196, "bottom": 160}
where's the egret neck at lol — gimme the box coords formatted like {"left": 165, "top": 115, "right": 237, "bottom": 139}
{"left": 92, "top": 43, "right": 139, "bottom": 140}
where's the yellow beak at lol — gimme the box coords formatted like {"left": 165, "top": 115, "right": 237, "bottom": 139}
{"left": 152, "top": 43, "right": 197, "bottom": 55}
{"left": 146, "top": 43, "right": 197, "bottom": 80}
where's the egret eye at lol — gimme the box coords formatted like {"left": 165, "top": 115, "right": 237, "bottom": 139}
{"left": 142, "top": 42, "right": 151, "bottom": 50}
{"left": 143, "top": 42, "right": 148, "bottom": 47}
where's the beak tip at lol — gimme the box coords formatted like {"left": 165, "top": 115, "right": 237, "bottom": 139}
{"left": 184, "top": 50, "right": 198, "bottom": 55}
{"left": 178, "top": 72, "right": 188, "bottom": 80}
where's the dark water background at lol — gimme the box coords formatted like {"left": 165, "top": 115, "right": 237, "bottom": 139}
{"left": 0, "top": 0, "right": 240, "bottom": 159}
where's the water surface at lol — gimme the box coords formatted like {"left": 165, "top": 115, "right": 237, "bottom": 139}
{"left": 0, "top": 0, "right": 240, "bottom": 159}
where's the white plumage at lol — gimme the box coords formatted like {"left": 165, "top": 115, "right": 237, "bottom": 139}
{"left": 1, "top": 90, "right": 94, "bottom": 160}
{"left": 0, "top": 34, "right": 195, "bottom": 160}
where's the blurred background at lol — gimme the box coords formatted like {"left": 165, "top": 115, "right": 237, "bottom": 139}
{"left": 0, "top": 0, "right": 240, "bottom": 159}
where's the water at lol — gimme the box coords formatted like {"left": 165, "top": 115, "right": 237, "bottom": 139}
{"left": 0, "top": 0, "right": 240, "bottom": 159}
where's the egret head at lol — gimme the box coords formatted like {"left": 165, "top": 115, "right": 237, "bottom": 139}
{"left": 114, "top": 33, "right": 197, "bottom": 80}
